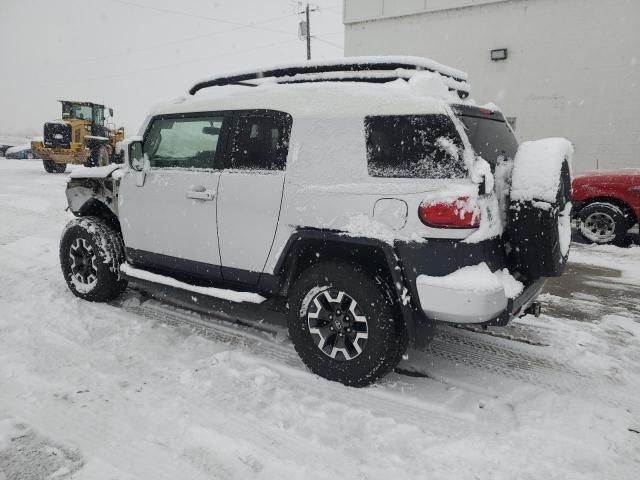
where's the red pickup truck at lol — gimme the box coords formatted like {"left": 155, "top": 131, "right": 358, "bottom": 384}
{"left": 572, "top": 169, "right": 640, "bottom": 245}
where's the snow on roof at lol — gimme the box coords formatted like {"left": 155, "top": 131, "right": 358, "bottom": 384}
{"left": 193, "top": 56, "right": 468, "bottom": 86}
{"left": 189, "top": 56, "right": 469, "bottom": 96}
{"left": 154, "top": 72, "right": 467, "bottom": 119}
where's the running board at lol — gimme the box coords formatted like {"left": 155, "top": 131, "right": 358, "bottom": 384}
{"left": 119, "top": 264, "right": 288, "bottom": 332}
{"left": 120, "top": 263, "right": 265, "bottom": 304}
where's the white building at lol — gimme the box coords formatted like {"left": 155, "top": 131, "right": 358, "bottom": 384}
{"left": 343, "top": 0, "right": 640, "bottom": 172}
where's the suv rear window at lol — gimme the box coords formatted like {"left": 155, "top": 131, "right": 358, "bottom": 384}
{"left": 455, "top": 111, "right": 519, "bottom": 168}
{"left": 364, "top": 115, "right": 467, "bottom": 179}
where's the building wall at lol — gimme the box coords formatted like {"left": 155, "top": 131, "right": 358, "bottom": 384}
{"left": 344, "top": 0, "right": 640, "bottom": 172}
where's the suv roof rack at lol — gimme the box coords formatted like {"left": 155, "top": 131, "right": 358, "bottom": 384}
{"left": 189, "top": 56, "right": 470, "bottom": 99}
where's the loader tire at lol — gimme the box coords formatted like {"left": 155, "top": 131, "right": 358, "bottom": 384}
{"left": 85, "top": 145, "right": 110, "bottom": 168}
{"left": 43, "top": 160, "right": 66, "bottom": 174}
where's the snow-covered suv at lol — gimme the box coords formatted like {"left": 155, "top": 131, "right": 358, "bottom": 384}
{"left": 60, "top": 57, "right": 573, "bottom": 386}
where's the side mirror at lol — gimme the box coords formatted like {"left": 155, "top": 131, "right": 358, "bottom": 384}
{"left": 128, "top": 141, "right": 144, "bottom": 171}
{"left": 109, "top": 108, "right": 114, "bottom": 117}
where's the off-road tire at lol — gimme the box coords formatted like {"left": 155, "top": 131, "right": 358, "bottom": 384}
{"left": 287, "top": 261, "right": 404, "bottom": 387}
{"left": 85, "top": 145, "right": 110, "bottom": 168}
{"left": 578, "top": 202, "right": 628, "bottom": 246}
{"left": 43, "top": 160, "right": 66, "bottom": 174}
{"left": 60, "top": 216, "right": 127, "bottom": 302}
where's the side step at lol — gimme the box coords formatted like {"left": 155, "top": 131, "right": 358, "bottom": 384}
{"left": 119, "top": 263, "right": 287, "bottom": 330}
{"left": 120, "top": 263, "right": 265, "bottom": 304}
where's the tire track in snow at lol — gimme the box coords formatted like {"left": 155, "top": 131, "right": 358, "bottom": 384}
{"left": 111, "top": 291, "right": 635, "bottom": 410}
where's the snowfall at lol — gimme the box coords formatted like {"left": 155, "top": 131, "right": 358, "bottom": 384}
{"left": 1, "top": 158, "right": 639, "bottom": 479}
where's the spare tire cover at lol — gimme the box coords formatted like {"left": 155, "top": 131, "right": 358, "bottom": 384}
{"left": 508, "top": 141, "right": 573, "bottom": 278}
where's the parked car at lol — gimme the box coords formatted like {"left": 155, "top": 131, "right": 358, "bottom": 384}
{"left": 572, "top": 169, "right": 640, "bottom": 245}
{"left": 5, "top": 144, "right": 39, "bottom": 159}
{"left": 58, "top": 57, "right": 572, "bottom": 386}
{"left": 0, "top": 144, "right": 16, "bottom": 156}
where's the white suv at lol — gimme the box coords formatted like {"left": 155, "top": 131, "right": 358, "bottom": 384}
{"left": 60, "top": 57, "right": 573, "bottom": 386}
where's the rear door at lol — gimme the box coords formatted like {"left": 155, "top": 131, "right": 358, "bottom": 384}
{"left": 118, "top": 112, "right": 229, "bottom": 280}
{"left": 216, "top": 110, "right": 292, "bottom": 284}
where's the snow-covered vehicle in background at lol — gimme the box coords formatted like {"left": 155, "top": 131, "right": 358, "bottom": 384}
{"left": 5, "top": 144, "right": 38, "bottom": 159}
{"left": 59, "top": 57, "right": 573, "bottom": 386}
{"left": 0, "top": 143, "right": 17, "bottom": 156}
{"left": 572, "top": 169, "right": 640, "bottom": 245}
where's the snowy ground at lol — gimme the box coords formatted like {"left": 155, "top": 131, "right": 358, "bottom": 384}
{"left": 1, "top": 158, "right": 639, "bottom": 479}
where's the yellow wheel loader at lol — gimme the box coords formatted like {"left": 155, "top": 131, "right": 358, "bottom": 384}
{"left": 32, "top": 101, "right": 125, "bottom": 173}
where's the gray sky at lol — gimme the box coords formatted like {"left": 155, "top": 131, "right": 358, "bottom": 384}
{"left": 0, "top": 0, "right": 344, "bottom": 137}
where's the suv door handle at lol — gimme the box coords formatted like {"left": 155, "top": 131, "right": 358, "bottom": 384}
{"left": 186, "top": 186, "right": 216, "bottom": 201}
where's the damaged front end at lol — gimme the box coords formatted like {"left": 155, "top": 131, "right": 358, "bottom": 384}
{"left": 65, "top": 167, "right": 122, "bottom": 225}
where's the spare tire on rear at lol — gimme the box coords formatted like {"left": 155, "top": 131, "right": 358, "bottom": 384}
{"left": 507, "top": 138, "right": 573, "bottom": 278}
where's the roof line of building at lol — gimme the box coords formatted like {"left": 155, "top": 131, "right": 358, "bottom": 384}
{"left": 343, "top": 0, "right": 527, "bottom": 26}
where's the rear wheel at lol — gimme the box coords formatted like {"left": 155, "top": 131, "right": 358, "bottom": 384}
{"left": 287, "top": 261, "right": 404, "bottom": 387}
{"left": 43, "top": 160, "right": 66, "bottom": 173}
{"left": 85, "top": 145, "right": 110, "bottom": 167}
{"left": 578, "top": 202, "right": 628, "bottom": 246}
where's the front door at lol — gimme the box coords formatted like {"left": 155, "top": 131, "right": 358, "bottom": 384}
{"left": 119, "top": 113, "right": 229, "bottom": 280}
{"left": 216, "top": 110, "right": 292, "bottom": 284}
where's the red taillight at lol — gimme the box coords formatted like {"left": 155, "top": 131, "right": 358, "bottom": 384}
{"left": 476, "top": 107, "right": 495, "bottom": 115}
{"left": 418, "top": 197, "right": 480, "bottom": 229}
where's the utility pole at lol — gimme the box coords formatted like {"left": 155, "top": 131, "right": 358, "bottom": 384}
{"left": 299, "top": 3, "right": 318, "bottom": 61}
{"left": 305, "top": 3, "right": 311, "bottom": 61}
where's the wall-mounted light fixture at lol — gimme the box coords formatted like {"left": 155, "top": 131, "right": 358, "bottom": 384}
{"left": 491, "top": 48, "right": 508, "bottom": 61}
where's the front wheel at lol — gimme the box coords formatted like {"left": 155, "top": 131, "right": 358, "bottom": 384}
{"left": 43, "top": 160, "right": 66, "bottom": 173}
{"left": 287, "top": 261, "right": 404, "bottom": 387}
{"left": 60, "top": 216, "right": 127, "bottom": 302}
{"left": 578, "top": 202, "right": 628, "bottom": 246}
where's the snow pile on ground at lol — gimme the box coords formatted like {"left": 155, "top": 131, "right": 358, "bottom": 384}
{"left": 417, "top": 262, "right": 523, "bottom": 299}
{"left": 511, "top": 138, "right": 574, "bottom": 203}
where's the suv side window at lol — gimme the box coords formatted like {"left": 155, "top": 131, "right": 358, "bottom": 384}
{"left": 227, "top": 111, "right": 292, "bottom": 170}
{"left": 365, "top": 114, "right": 467, "bottom": 179}
{"left": 144, "top": 115, "right": 225, "bottom": 169}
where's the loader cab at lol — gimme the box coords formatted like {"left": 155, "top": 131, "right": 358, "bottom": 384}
{"left": 60, "top": 101, "right": 109, "bottom": 137}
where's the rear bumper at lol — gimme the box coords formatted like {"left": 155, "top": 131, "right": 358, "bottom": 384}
{"left": 416, "top": 280, "right": 507, "bottom": 324}
{"left": 395, "top": 238, "right": 546, "bottom": 326}
{"left": 415, "top": 276, "right": 546, "bottom": 325}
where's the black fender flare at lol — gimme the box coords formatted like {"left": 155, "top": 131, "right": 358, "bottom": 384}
{"left": 269, "top": 229, "right": 428, "bottom": 346}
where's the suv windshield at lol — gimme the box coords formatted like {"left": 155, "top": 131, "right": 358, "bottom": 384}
{"left": 365, "top": 114, "right": 467, "bottom": 179}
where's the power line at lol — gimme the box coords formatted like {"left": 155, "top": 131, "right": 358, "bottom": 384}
{"left": 69, "top": 12, "right": 299, "bottom": 66}
{"left": 38, "top": 38, "right": 300, "bottom": 88}
{"left": 312, "top": 36, "right": 343, "bottom": 50}
{"left": 312, "top": 30, "right": 344, "bottom": 36}
{"left": 111, "top": 0, "right": 298, "bottom": 37}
